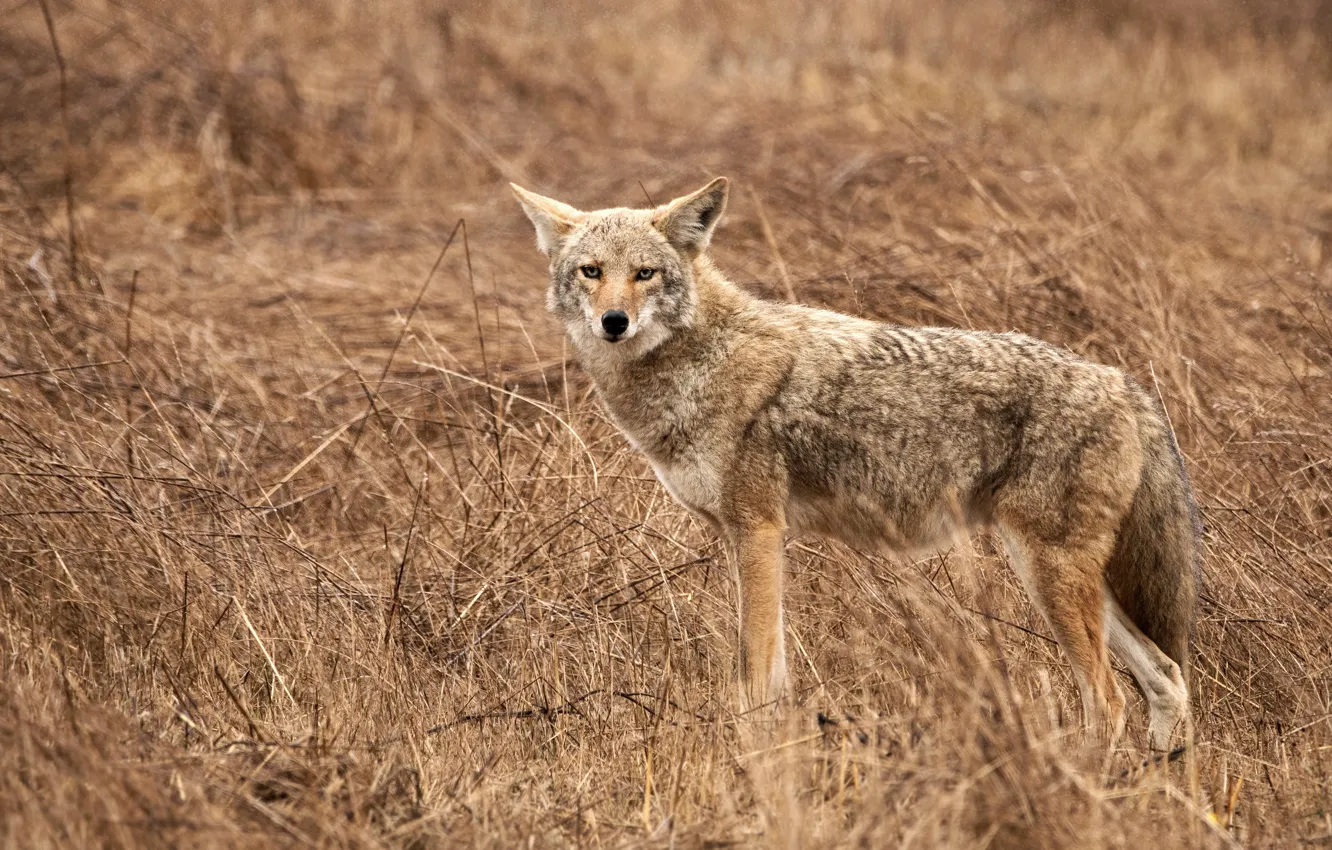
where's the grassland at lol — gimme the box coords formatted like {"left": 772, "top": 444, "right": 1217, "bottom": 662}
{"left": 2, "top": 0, "right": 1330, "bottom": 846}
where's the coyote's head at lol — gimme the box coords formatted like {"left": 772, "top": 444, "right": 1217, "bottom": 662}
{"left": 511, "top": 178, "right": 728, "bottom": 356}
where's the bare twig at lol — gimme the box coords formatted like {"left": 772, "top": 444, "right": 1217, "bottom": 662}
{"left": 345, "top": 221, "right": 462, "bottom": 460}
{"left": 428, "top": 689, "right": 602, "bottom": 732}
{"left": 384, "top": 473, "right": 427, "bottom": 645}
{"left": 0, "top": 358, "right": 126, "bottom": 380}
{"left": 35, "top": 0, "right": 78, "bottom": 285}
{"left": 444, "top": 601, "right": 522, "bottom": 666}
{"left": 214, "top": 664, "right": 265, "bottom": 742}
{"left": 462, "top": 220, "right": 506, "bottom": 493}
{"left": 123, "top": 270, "right": 138, "bottom": 468}
{"left": 750, "top": 186, "right": 796, "bottom": 302}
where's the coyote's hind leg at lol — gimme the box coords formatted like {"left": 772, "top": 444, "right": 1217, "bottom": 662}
{"left": 1005, "top": 531, "right": 1126, "bottom": 741}
{"left": 1104, "top": 588, "right": 1189, "bottom": 749}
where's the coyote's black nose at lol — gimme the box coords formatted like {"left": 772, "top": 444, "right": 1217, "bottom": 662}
{"left": 601, "top": 310, "right": 630, "bottom": 338}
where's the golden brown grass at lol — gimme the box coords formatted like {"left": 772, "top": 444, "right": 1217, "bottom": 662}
{"left": 2, "top": 1, "right": 1330, "bottom": 846}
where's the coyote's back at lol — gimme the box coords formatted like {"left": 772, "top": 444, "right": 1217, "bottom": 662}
{"left": 512, "top": 176, "right": 1200, "bottom": 748}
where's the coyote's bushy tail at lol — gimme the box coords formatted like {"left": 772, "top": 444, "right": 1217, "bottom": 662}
{"left": 1104, "top": 393, "right": 1202, "bottom": 672}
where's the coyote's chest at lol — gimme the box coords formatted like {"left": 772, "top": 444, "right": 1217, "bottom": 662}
{"left": 647, "top": 456, "right": 723, "bottom": 526}
{"left": 618, "top": 422, "right": 724, "bottom": 523}
{"left": 600, "top": 392, "right": 726, "bottom": 525}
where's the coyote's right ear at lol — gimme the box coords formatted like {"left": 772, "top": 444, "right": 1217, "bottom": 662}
{"left": 511, "top": 184, "right": 584, "bottom": 256}
{"left": 653, "top": 177, "right": 729, "bottom": 256}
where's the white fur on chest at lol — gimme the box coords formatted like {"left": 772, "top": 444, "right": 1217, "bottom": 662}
{"left": 648, "top": 456, "right": 722, "bottom": 519}
{"left": 616, "top": 422, "right": 722, "bottom": 519}
{"left": 593, "top": 367, "right": 722, "bottom": 521}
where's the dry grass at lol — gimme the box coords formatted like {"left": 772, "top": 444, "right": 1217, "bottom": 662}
{"left": 2, "top": 0, "right": 1331, "bottom": 846}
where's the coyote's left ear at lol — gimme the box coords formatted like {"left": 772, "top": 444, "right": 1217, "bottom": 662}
{"left": 653, "top": 177, "right": 728, "bottom": 256}
{"left": 511, "top": 184, "right": 585, "bottom": 256}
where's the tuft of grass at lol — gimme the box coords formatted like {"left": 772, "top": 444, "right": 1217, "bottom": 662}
{"left": 1, "top": 1, "right": 1329, "bottom": 846}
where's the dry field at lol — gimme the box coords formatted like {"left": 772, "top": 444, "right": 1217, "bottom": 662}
{"left": 3, "top": 1, "right": 1331, "bottom": 846}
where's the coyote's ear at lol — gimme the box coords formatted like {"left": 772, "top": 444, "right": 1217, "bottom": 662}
{"left": 510, "top": 184, "right": 585, "bottom": 256}
{"left": 652, "top": 177, "right": 728, "bottom": 256}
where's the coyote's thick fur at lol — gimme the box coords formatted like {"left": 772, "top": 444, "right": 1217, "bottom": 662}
{"left": 513, "top": 177, "right": 1200, "bottom": 747}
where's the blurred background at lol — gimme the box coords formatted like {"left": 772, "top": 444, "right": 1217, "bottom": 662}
{"left": 2, "top": 1, "right": 1330, "bottom": 847}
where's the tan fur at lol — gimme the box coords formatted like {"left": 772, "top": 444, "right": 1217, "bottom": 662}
{"left": 588, "top": 273, "right": 647, "bottom": 326}
{"left": 513, "top": 177, "right": 1200, "bottom": 747}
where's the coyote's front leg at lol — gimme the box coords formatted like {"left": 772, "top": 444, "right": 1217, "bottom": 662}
{"left": 730, "top": 520, "right": 787, "bottom": 710}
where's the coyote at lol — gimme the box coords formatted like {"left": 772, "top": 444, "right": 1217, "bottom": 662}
{"left": 512, "top": 177, "right": 1199, "bottom": 747}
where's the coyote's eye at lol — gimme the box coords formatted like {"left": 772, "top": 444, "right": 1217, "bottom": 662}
{"left": 635, "top": 268, "right": 656, "bottom": 281}
{"left": 580, "top": 265, "right": 601, "bottom": 279}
